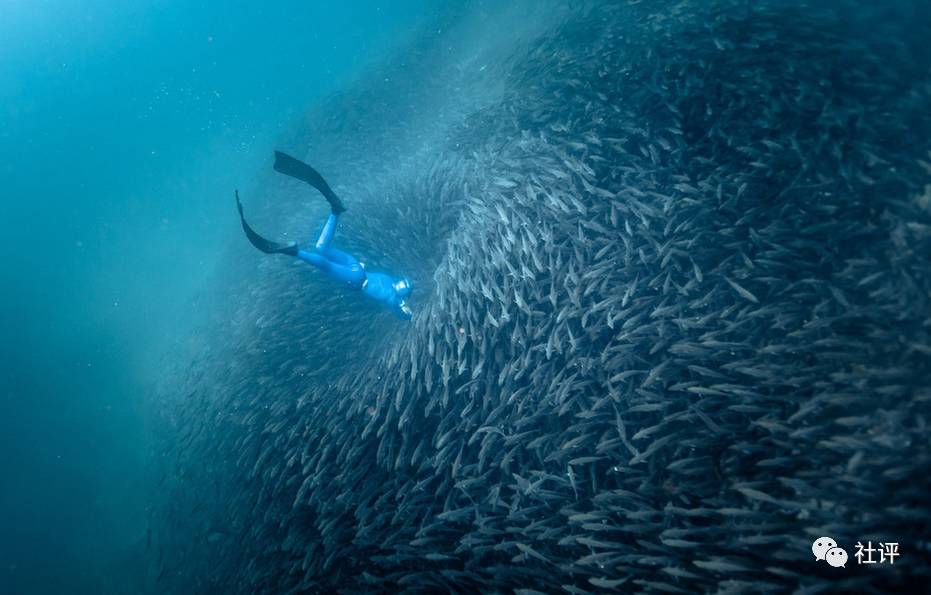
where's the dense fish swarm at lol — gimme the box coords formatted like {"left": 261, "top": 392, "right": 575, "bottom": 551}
{"left": 153, "top": 1, "right": 931, "bottom": 593}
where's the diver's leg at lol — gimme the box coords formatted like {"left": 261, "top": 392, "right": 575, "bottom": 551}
{"left": 322, "top": 247, "right": 361, "bottom": 268}
{"left": 297, "top": 249, "right": 365, "bottom": 289}
{"left": 311, "top": 213, "right": 363, "bottom": 267}
{"left": 315, "top": 213, "right": 339, "bottom": 251}
{"left": 298, "top": 249, "right": 328, "bottom": 269}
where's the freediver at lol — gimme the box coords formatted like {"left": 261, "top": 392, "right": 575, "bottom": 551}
{"left": 235, "top": 151, "right": 413, "bottom": 320}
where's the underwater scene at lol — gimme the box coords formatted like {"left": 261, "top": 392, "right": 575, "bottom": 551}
{"left": 2, "top": 1, "right": 930, "bottom": 593}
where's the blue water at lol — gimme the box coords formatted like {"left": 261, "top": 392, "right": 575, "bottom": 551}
{"left": 0, "top": 2, "right": 436, "bottom": 592}
{"left": 5, "top": 1, "right": 929, "bottom": 593}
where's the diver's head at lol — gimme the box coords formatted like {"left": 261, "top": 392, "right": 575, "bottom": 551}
{"left": 393, "top": 277, "right": 413, "bottom": 298}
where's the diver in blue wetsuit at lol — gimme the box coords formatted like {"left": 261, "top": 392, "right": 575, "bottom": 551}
{"left": 235, "top": 151, "right": 413, "bottom": 320}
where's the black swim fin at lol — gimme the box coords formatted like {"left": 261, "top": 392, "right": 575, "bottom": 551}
{"left": 273, "top": 150, "right": 346, "bottom": 214}
{"left": 235, "top": 190, "right": 299, "bottom": 256}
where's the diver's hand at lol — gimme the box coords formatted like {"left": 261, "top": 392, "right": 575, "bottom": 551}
{"left": 398, "top": 302, "right": 413, "bottom": 320}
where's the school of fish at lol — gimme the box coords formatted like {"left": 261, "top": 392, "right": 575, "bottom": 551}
{"left": 150, "top": 1, "right": 931, "bottom": 593}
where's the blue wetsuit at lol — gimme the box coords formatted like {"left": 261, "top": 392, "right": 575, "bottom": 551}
{"left": 296, "top": 213, "right": 412, "bottom": 319}
{"left": 236, "top": 151, "right": 413, "bottom": 320}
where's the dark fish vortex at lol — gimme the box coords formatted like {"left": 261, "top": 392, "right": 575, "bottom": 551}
{"left": 153, "top": 1, "right": 931, "bottom": 593}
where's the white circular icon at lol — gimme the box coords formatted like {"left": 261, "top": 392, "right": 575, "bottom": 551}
{"left": 825, "top": 546, "right": 848, "bottom": 568}
{"left": 812, "top": 537, "right": 837, "bottom": 561}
